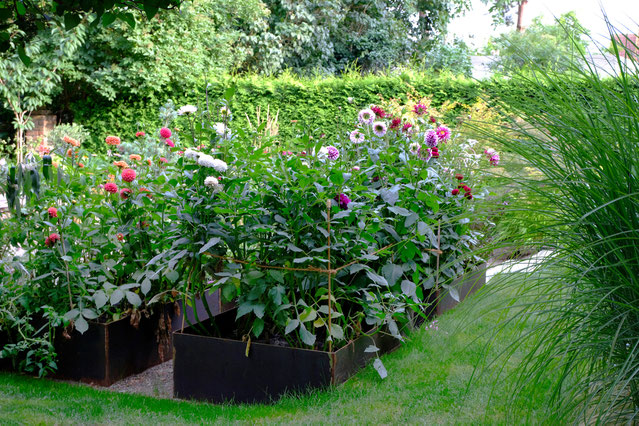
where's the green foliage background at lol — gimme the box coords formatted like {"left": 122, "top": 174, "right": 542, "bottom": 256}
{"left": 70, "top": 72, "right": 487, "bottom": 150}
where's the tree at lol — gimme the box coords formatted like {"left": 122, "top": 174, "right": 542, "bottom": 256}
{"left": 60, "top": 0, "right": 266, "bottom": 101}
{"left": 0, "top": 0, "right": 182, "bottom": 53}
{"left": 485, "top": 11, "right": 589, "bottom": 74}
{"left": 240, "top": 0, "right": 471, "bottom": 75}
{"left": 0, "top": 20, "right": 85, "bottom": 162}
{"left": 482, "top": 0, "right": 527, "bottom": 31}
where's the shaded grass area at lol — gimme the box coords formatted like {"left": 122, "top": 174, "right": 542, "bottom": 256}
{"left": 0, "top": 273, "right": 552, "bottom": 424}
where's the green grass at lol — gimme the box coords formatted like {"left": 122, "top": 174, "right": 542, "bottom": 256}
{"left": 0, "top": 273, "right": 552, "bottom": 425}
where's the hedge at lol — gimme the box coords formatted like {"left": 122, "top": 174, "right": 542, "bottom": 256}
{"left": 68, "top": 72, "right": 488, "bottom": 151}
{"left": 64, "top": 71, "right": 606, "bottom": 152}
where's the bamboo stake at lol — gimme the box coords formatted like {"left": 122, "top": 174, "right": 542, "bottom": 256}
{"left": 326, "top": 200, "right": 333, "bottom": 353}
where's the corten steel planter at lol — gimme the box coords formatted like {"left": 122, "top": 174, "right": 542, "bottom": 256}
{"left": 0, "top": 331, "right": 11, "bottom": 371}
{"left": 173, "top": 309, "right": 401, "bottom": 403}
{"left": 435, "top": 263, "right": 487, "bottom": 316}
{"left": 53, "top": 306, "right": 173, "bottom": 386}
{"left": 170, "top": 289, "right": 234, "bottom": 332}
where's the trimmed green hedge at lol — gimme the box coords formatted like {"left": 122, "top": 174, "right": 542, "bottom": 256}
{"left": 70, "top": 72, "right": 488, "bottom": 151}
{"left": 71, "top": 72, "right": 584, "bottom": 151}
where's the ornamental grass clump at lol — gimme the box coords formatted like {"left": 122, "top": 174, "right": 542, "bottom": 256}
{"left": 472, "top": 20, "right": 639, "bottom": 424}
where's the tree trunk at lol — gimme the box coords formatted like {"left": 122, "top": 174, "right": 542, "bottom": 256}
{"left": 516, "top": 0, "right": 528, "bottom": 32}
{"left": 15, "top": 112, "right": 24, "bottom": 164}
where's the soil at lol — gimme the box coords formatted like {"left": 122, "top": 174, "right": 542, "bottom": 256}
{"left": 106, "top": 361, "right": 174, "bottom": 399}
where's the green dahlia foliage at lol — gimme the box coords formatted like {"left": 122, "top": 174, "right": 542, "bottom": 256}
{"left": 0, "top": 93, "right": 498, "bottom": 375}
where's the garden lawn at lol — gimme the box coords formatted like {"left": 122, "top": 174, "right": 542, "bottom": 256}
{"left": 0, "top": 272, "right": 552, "bottom": 425}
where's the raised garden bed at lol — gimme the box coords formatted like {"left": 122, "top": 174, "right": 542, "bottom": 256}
{"left": 53, "top": 306, "right": 173, "bottom": 386}
{"left": 435, "top": 263, "right": 487, "bottom": 315}
{"left": 173, "top": 308, "right": 401, "bottom": 403}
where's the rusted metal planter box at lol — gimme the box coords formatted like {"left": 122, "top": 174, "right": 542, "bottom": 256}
{"left": 173, "top": 309, "right": 400, "bottom": 403}
{"left": 53, "top": 307, "right": 173, "bottom": 386}
{"left": 436, "top": 263, "right": 487, "bottom": 315}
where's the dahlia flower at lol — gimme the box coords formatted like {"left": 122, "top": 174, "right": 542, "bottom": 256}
{"left": 160, "top": 127, "right": 172, "bottom": 139}
{"left": 184, "top": 148, "right": 200, "bottom": 160}
{"left": 214, "top": 122, "right": 231, "bottom": 139}
{"left": 204, "top": 176, "right": 223, "bottom": 192}
{"left": 409, "top": 142, "right": 421, "bottom": 155}
{"left": 113, "top": 161, "right": 128, "bottom": 169}
{"left": 350, "top": 130, "right": 365, "bottom": 144}
{"left": 129, "top": 154, "right": 142, "bottom": 161}
{"left": 326, "top": 146, "right": 340, "bottom": 160}
{"left": 372, "top": 121, "right": 387, "bottom": 138}
{"left": 104, "top": 182, "right": 118, "bottom": 194}
{"left": 371, "top": 106, "right": 387, "bottom": 118}
{"left": 452, "top": 189, "right": 460, "bottom": 196}
{"left": 435, "top": 126, "right": 451, "bottom": 142}
{"left": 135, "top": 131, "right": 146, "bottom": 137}
{"left": 431, "top": 147, "right": 439, "bottom": 158}
{"left": 178, "top": 105, "right": 198, "bottom": 115}
{"left": 106, "top": 136, "right": 121, "bottom": 146}
{"left": 198, "top": 154, "right": 228, "bottom": 171}
{"left": 121, "top": 168, "right": 136, "bottom": 183}
{"left": 63, "top": 135, "right": 81, "bottom": 147}
{"left": 334, "top": 193, "right": 351, "bottom": 210}
{"left": 159, "top": 157, "right": 168, "bottom": 164}
{"left": 120, "top": 188, "right": 132, "bottom": 199}
{"left": 484, "top": 148, "right": 500, "bottom": 166}
{"left": 418, "top": 146, "right": 431, "bottom": 161}
{"left": 425, "top": 130, "right": 438, "bottom": 148}
{"left": 48, "top": 207, "right": 58, "bottom": 218}
{"left": 358, "top": 108, "right": 375, "bottom": 125}
{"left": 45, "top": 233, "right": 60, "bottom": 247}
{"left": 413, "top": 104, "right": 427, "bottom": 116}
{"left": 165, "top": 139, "right": 175, "bottom": 148}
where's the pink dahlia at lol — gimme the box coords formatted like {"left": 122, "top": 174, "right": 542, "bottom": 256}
{"left": 120, "top": 188, "right": 132, "bottom": 199}
{"left": 371, "top": 106, "right": 387, "bottom": 118}
{"left": 48, "top": 207, "right": 58, "bottom": 218}
{"left": 135, "top": 131, "right": 146, "bottom": 137}
{"left": 452, "top": 188, "right": 460, "bottom": 196}
{"left": 160, "top": 127, "right": 172, "bottom": 139}
{"left": 413, "top": 103, "right": 427, "bottom": 115}
{"left": 165, "top": 139, "right": 175, "bottom": 148}
{"left": 431, "top": 147, "right": 439, "bottom": 158}
{"left": 435, "top": 126, "right": 451, "bottom": 142}
{"left": 326, "top": 146, "right": 340, "bottom": 161}
{"left": 425, "top": 129, "right": 438, "bottom": 148}
{"left": 45, "top": 233, "right": 60, "bottom": 247}
{"left": 104, "top": 182, "right": 118, "bottom": 194}
{"left": 121, "top": 168, "right": 136, "bottom": 183}
{"left": 159, "top": 157, "right": 168, "bottom": 164}
{"left": 334, "top": 193, "right": 351, "bottom": 210}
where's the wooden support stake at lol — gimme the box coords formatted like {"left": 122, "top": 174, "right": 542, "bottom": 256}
{"left": 326, "top": 200, "right": 333, "bottom": 353}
